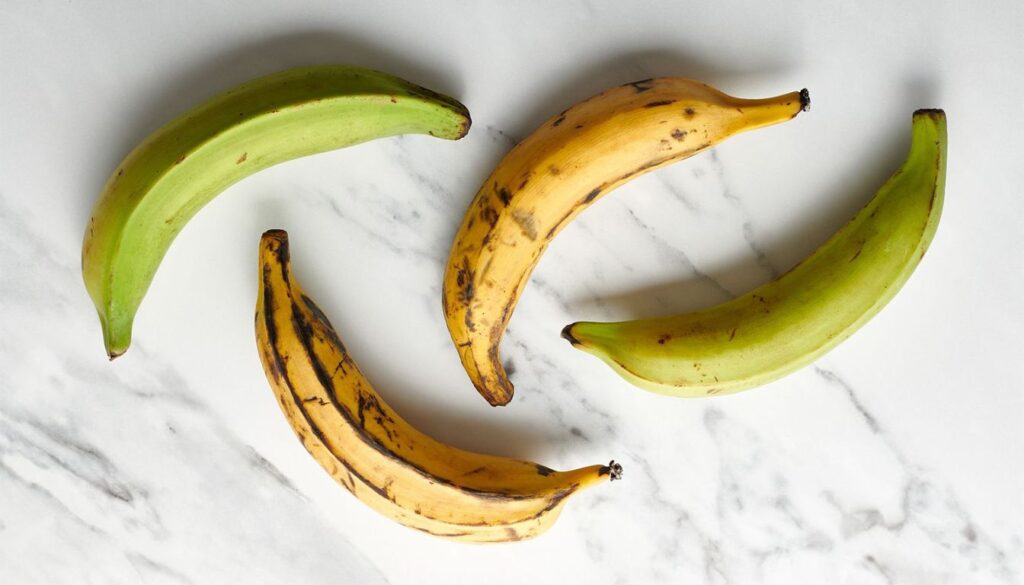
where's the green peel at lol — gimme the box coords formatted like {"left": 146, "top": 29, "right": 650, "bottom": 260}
{"left": 82, "top": 65, "right": 471, "bottom": 358}
{"left": 564, "top": 110, "right": 947, "bottom": 397}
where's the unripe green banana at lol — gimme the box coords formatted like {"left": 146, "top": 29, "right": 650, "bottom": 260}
{"left": 82, "top": 65, "right": 471, "bottom": 358}
{"left": 563, "top": 110, "right": 947, "bottom": 396}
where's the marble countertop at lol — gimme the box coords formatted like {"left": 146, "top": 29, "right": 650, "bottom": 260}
{"left": 2, "top": 1, "right": 1022, "bottom": 583}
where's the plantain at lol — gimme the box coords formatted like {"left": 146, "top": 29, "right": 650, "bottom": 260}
{"left": 83, "top": 65, "right": 470, "bottom": 358}
{"left": 443, "top": 78, "right": 809, "bottom": 405}
{"left": 563, "top": 110, "right": 947, "bottom": 397}
{"left": 256, "top": 230, "right": 620, "bottom": 542}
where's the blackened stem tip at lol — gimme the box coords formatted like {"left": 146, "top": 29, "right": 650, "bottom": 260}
{"left": 799, "top": 88, "right": 811, "bottom": 112}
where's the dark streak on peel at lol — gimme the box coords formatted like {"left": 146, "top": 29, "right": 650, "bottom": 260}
{"left": 263, "top": 239, "right": 592, "bottom": 519}
{"left": 268, "top": 268, "right": 552, "bottom": 505}
{"left": 644, "top": 99, "right": 676, "bottom": 108}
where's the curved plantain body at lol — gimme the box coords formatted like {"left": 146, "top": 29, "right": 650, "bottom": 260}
{"left": 84, "top": 65, "right": 471, "bottom": 359}
{"left": 443, "top": 78, "right": 809, "bottom": 406}
{"left": 256, "top": 230, "right": 620, "bottom": 542}
{"left": 563, "top": 110, "right": 947, "bottom": 397}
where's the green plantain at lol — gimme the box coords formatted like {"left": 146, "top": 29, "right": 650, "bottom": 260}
{"left": 83, "top": 65, "right": 470, "bottom": 358}
{"left": 563, "top": 110, "right": 947, "bottom": 396}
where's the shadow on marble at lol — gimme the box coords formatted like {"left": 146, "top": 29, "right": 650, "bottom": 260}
{"left": 81, "top": 28, "right": 467, "bottom": 231}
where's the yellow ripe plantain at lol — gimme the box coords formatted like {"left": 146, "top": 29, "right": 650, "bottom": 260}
{"left": 256, "top": 230, "right": 620, "bottom": 542}
{"left": 443, "top": 78, "right": 809, "bottom": 405}
{"left": 563, "top": 110, "right": 947, "bottom": 396}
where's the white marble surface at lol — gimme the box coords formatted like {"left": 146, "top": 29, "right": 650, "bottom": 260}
{"left": 2, "top": 1, "right": 1022, "bottom": 583}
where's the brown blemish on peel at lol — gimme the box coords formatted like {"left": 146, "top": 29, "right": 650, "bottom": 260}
{"left": 850, "top": 239, "right": 866, "bottom": 262}
{"left": 552, "top": 114, "right": 566, "bottom": 127}
{"left": 236, "top": 152, "right": 248, "bottom": 164}
{"left": 684, "top": 107, "right": 696, "bottom": 118}
{"left": 644, "top": 99, "right": 676, "bottom": 108}
{"left": 174, "top": 154, "right": 186, "bottom": 165}
{"left": 479, "top": 205, "right": 499, "bottom": 228}
{"left": 497, "top": 186, "right": 512, "bottom": 207}
{"left": 456, "top": 258, "right": 475, "bottom": 304}
{"left": 729, "top": 327, "right": 737, "bottom": 341}
{"left": 548, "top": 165, "right": 561, "bottom": 175}
{"left": 671, "top": 129, "right": 686, "bottom": 141}
{"left": 657, "top": 334, "right": 671, "bottom": 345}
{"left": 583, "top": 187, "right": 602, "bottom": 203}
{"left": 511, "top": 209, "right": 538, "bottom": 241}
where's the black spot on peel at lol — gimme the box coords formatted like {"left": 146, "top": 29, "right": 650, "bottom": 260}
{"left": 684, "top": 107, "right": 696, "bottom": 118}
{"left": 584, "top": 187, "right": 601, "bottom": 203}
{"left": 644, "top": 99, "right": 676, "bottom": 108}
{"left": 671, "top": 128, "right": 686, "bottom": 141}
{"left": 657, "top": 334, "right": 671, "bottom": 345}
{"left": 535, "top": 464, "right": 555, "bottom": 476}
{"left": 552, "top": 114, "right": 566, "bottom": 127}
{"left": 497, "top": 186, "right": 512, "bottom": 207}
